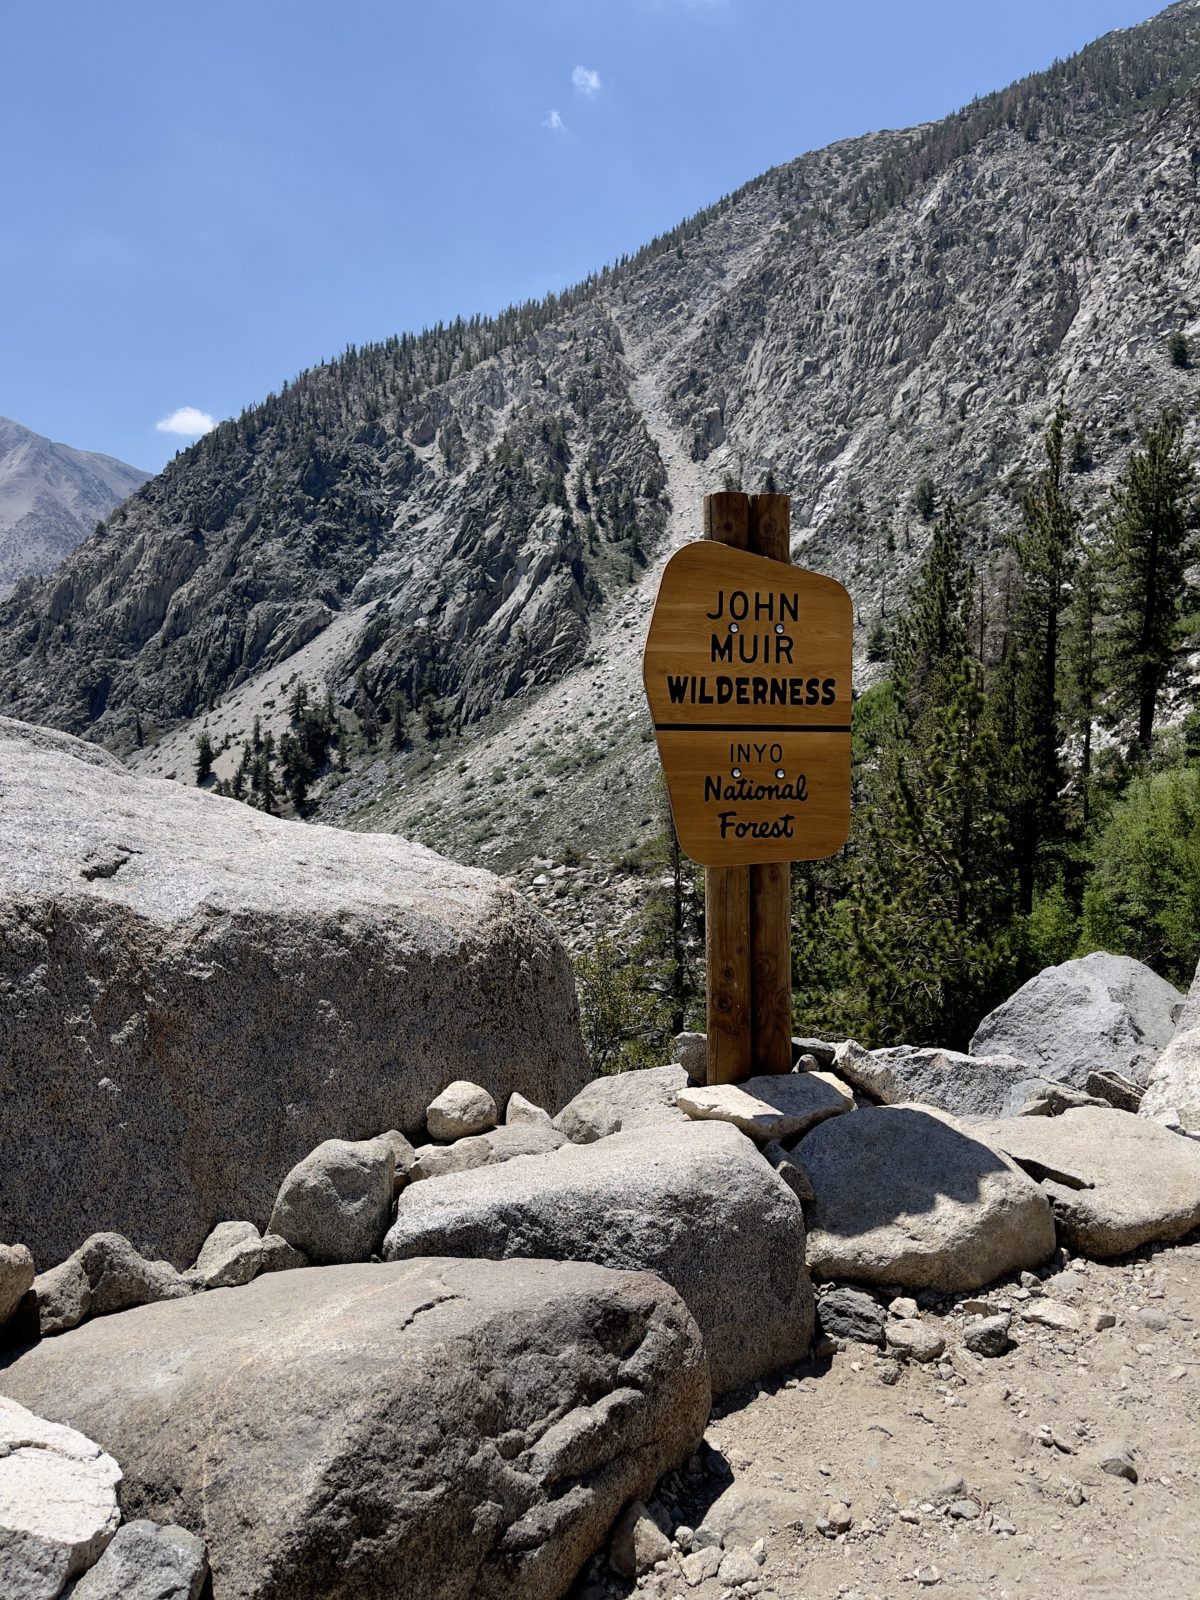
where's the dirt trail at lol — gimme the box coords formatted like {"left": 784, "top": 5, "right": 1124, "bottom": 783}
{"left": 573, "top": 1235, "right": 1200, "bottom": 1600}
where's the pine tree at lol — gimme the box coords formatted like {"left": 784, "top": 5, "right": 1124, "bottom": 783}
{"left": 195, "top": 731, "right": 214, "bottom": 785}
{"left": 995, "top": 402, "right": 1078, "bottom": 912}
{"left": 1098, "top": 408, "right": 1197, "bottom": 753}
{"left": 841, "top": 505, "right": 1016, "bottom": 1045}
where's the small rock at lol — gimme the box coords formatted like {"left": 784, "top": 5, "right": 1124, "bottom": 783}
{"left": 505, "top": 1091, "right": 552, "bottom": 1128}
{"left": 610, "top": 1499, "right": 673, "bottom": 1578}
{"left": 760, "top": 1141, "right": 816, "bottom": 1205}
{"left": 819, "top": 1285, "right": 886, "bottom": 1347}
{"left": 680, "top": 1545, "right": 721, "bottom": 1586}
{"left": 1093, "top": 1310, "right": 1117, "bottom": 1331}
{"left": 674, "top": 1032, "right": 708, "bottom": 1079}
{"left": 889, "top": 1296, "right": 919, "bottom": 1319}
{"left": 482, "top": 1123, "right": 567, "bottom": 1164}
{"left": 675, "top": 1523, "right": 694, "bottom": 1552}
{"left": 915, "top": 1565, "right": 942, "bottom": 1586}
{"left": 1136, "top": 1307, "right": 1169, "bottom": 1332}
{"left": 258, "top": 1233, "right": 307, "bottom": 1273}
{"left": 0, "top": 1242, "right": 35, "bottom": 1326}
{"left": 192, "top": 1220, "right": 262, "bottom": 1289}
{"left": 377, "top": 1129, "right": 418, "bottom": 1190}
{"left": 991, "top": 1516, "right": 1017, "bottom": 1535}
{"left": 426, "top": 1080, "right": 498, "bottom": 1140}
{"left": 1097, "top": 1440, "right": 1138, "bottom": 1482}
{"left": 886, "top": 1318, "right": 946, "bottom": 1363}
{"left": 267, "top": 1137, "right": 395, "bottom": 1265}
{"left": 749, "top": 1536, "right": 766, "bottom": 1566}
{"left": 409, "top": 1136, "right": 492, "bottom": 1181}
{"left": 34, "top": 1233, "right": 190, "bottom": 1336}
{"left": 958, "top": 1297, "right": 993, "bottom": 1315}
{"left": 719, "top": 1545, "right": 764, "bottom": 1585}
{"left": 827, "top": 1501, "right": 852, "bottom": 1532}
{"left": 948, "top": 1499, "right": 981, "bottom": 1520}
{"left": 70, "top": 1518, "right": 210, "bottom": 1599}
{"left": 963, "top": 1314, "right": 1012, "bottom": 1358}
{"left": 1019, "top": 1300, "right": 1081, "bottom": 1333}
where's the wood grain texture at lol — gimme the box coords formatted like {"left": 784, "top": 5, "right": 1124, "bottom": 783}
{"left": 705, "top": 860, "right": 751, "bottom": 1084}
{"left": 748, "top": 494, "right": 793, "bottom": 1075}
{"left": 705, "top": 493, "right": 751, "bottom": 1085}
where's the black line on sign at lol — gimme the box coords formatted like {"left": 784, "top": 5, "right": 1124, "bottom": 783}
{"left": 653, "top": 723, "right": 852, "bottom": 734}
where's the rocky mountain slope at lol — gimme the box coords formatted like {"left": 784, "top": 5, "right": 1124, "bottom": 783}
{"left": 0, "top": 416, "right": 149, "bottom": 597}
{"left": 0, "top": 2, "right": 1197, "bottom": 903}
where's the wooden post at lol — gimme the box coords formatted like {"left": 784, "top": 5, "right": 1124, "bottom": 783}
{"left": 748, "top": 494, "right": 793, "bottom": 1075}
{"left": 702, "top": 491, "right": 794, "bottom": 1084}
{"left": 704, "top": 492, "right": 752, "bottom": 1084}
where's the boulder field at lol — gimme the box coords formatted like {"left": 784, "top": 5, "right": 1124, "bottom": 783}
{"left": 0, "top": 716, "right": 588, "bottom": 1269}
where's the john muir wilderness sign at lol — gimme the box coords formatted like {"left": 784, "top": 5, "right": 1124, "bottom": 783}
{"left": 644, "top": 491, "right": 853, "bottom": 1086}
{"left": 643, "top": 535, "right": 852, "bottom": 867}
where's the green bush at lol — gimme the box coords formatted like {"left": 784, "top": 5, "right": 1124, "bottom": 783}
{"left": 1081, "top": 765, "right": 1200, "bottom": 985}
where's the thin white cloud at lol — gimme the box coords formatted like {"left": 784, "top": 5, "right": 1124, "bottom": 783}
{"left": 572, "top": 65, "right": 601, "bottom": 97}
{"left": 543, "top": 108, "right": 567, "bottom": 132}
{"left": 156, "top": 406, "right": 216, "bottom": 437}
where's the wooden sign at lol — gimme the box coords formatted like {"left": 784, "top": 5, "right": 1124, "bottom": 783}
{"left": 643, "top": 541, "right": 852, "bottom": 867}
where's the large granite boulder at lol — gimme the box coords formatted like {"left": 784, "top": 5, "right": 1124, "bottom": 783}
{"left": 0, "top": 1394, "right": 122, "bottom": 1600}
{"left": 0, "top": 1258, "right": 709, "bottom": 1600}
{"left": 0, "top": 716, "right": 588, "bottom": 1268}
{"left": 553, "top": 1065, "right": 694, "bottom": 1144}
{"left": 972, "top": 1107, "right": 1200, "bottom": 1257}
{"left": 383, "top": 1119, "right": 814, "bottom": 1393}
{"left": 833, "top": 1041, "right": 1040, "bottom": 1118}
{"left": 1141, "top": 953, "right": 1200, "bottom": 1134}
{"left": 969, "top": 952, "right": 1182, "bottom": 1090}
{"left": 798, "top": 1105, "right": 1056, "bottom": 1292}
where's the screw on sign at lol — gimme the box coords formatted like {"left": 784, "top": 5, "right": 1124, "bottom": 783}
{"left": 642, "top": 493, "right": 852, "bottom": 1085}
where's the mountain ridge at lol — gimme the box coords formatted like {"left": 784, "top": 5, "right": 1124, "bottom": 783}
{"left": 0, "top": 416, "right": 149, "bottom": 597}
{"left": 0, "top": 1, "right": 1197, "bottom": 915}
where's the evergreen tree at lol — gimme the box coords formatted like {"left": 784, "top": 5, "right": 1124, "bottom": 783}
{"left": 840, "top": 505, "right": 1016, "bottom": 1045}
{"left": 195, "top": 731, "right": 214, "bottom": 785}
{"left": 994, "top": 402, "right": 1078, "bottom": 912}
{"left": 1098, "top": 408, "right": 1197, "bottom": 753}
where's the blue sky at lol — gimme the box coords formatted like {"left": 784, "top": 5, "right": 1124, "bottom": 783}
{"left": 1, "top": 0, "right": 1163, "bottom": 472}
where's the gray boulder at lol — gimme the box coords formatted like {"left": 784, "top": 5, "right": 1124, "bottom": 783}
{"left": 426, "top": 1080, "right": 498, "bottom": 1140}
{"left": 799, "top": 1106, "right": 1056, "bottom": 1291}
{"left": 410, "top": 1137, "right": 492, "bottom": 1181}
{"left": 506, "top": 1091, "right": 553, "bottom": 1128}
{"left": 1142, "top": 952, "right": 1200, "bottom": 1134}
{"left": 70, "top": 1521, "right": 209, "bottom": 1600}
{"left": 970, "top": 952, "right": 1183, "bottom": 1090}
{"left": 0, "top": 1243, "right": 35, "bottom": 1325}
{"left": 384, "top": 1120, "right": 813, "bottom": 1392}
{"left": 553, "top": 1065, "right": 693, "bottom": 1144}
{"left": 673, "top": 1033, "right": 707, "bottom": 1079}
{"left": 482, "top": 1123, "right": 567, "bottom": 1162}
{"left": 192, "top": 1220, "right": 263, "bottom": 1289}
{"left": 0, "top": 1394, "right": 122, "bottom": 1600}
{"left": 0, "top": 715, "right": 588, "bottom": 1269}
{"left": 833, "top": 1040, "right": 1039, "bottom": 1118}
{"left": 0, "top": 1258, "right": 709, "bottom": 1600}
{"left": 33, "top": 1234, "right": 191, "bottom": 1338}
{"left": 972, "top": 1107, "right": 1200, "bottom": 1257}
{"left": 677, "top": 1072, "right": 852, "bottom": 1143}
{"left": 257, "top": 1233, "right": 307, "bottom": 1274}
{"left": 266, "top": 1137, "right": 394, "bottom": 1265}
